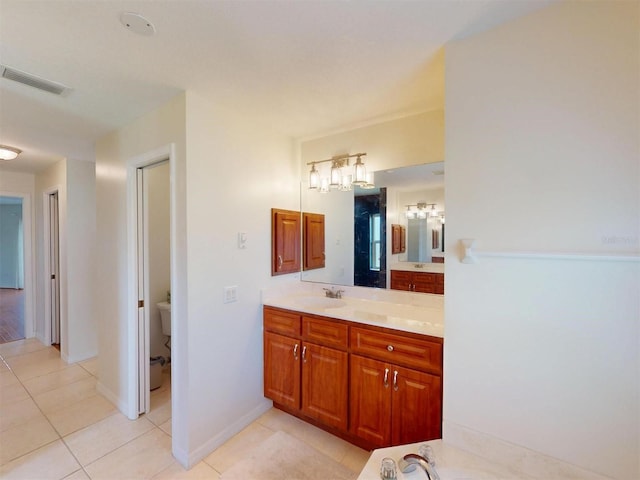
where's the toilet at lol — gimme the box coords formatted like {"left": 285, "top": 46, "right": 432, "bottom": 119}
{"left": 157, "top": 301, "right": 171, "bottom": 336}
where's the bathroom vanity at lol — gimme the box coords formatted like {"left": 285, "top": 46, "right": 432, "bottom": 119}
{"left": 262, "top": 292, "right": 443, "bottom": 451}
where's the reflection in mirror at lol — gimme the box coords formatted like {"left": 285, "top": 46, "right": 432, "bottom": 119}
{"left": 301, "top": 162, "right": 444, "bottom": 290}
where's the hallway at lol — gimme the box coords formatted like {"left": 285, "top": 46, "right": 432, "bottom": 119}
{"left": 0, "top": 289, "right": 24, "bottom": 344}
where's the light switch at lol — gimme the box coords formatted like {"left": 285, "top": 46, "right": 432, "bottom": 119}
{"left": 223, "top": 286, "right": 238, "bottom": 303}
{"left": 238, "top": 232, "right": 247, "bottom": 249}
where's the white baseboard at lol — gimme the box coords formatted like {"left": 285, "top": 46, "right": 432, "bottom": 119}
{"left": 96, "top": 381, "right": 129, "bottom": 418}
{"left": 443, "top": 421, "right": 609, "bottom": 480}
{"left": 185, "top": 400, "right": 273, "bottom": 468}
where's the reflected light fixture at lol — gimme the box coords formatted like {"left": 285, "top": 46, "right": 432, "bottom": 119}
{"left": 429, "top": 203, "right": 439, "bottom": 217}
{"left": 360, "top": 172, "right": 376, "bottom": 189}
{"left": 0, "top": 145, "right": 21, "bottom": 160}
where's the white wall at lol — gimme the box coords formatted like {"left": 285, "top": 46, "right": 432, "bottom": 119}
{"left": 0, "top": 171, "right": 35, "bottom": 338}
{"left": 94, "top": 93, "right": 188, "bottom": 460}
{"left": 445, "top": 2, "right": 639, "bottom": 479}
{"left": 65, "top": 159, "right": 97, "bottom": 362}
{"left": 146, "top": 161, "right": 171, "bottom": 359}
{"left": 183, "top": 91, "right": 298, "bottom": 465}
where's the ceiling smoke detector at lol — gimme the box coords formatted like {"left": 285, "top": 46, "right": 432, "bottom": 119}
{"left": 119, "top": 12, "right": 156, "bottom": 36}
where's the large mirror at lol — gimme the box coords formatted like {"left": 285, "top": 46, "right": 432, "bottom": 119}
{"left": 300, "top": 162, "right": 444, "bottom": 289}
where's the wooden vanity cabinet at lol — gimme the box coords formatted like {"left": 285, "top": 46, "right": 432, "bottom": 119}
{"left": 390, "top": 270, "right": 444, "bottom": 295}
{"left": 271, "top": 208, "right": 301, "bottom": 276}
{"left": 350, "top": 325, "right": 442, "bottom": 447}
{"left": 263, "top": 307, "right": 349, "bottom": 430}
{"left": 263, "top": 306, "right": 443, "bottom": 450}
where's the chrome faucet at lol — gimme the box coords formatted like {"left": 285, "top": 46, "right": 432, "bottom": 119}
{"left": 398, "top": 453, "right": 440, "bottom": 480}
{"left": 323, "top": 287, "right": 344, "bottom": 299}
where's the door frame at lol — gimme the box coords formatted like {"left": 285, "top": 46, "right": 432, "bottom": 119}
{"left": 0, "top": 191, "right": 35, "bottom": 340}
{"left": 126, "top": 144, "right": 176, "bottom": 419}
{"left": 42, "top": 187, "right": 61, "bottom": 347}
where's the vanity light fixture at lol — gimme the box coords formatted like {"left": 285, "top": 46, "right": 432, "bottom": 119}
{"left": 307, "top": 153, "right": 369, "bottom": 192}
{"left": 0, "top": 145, "right": 21, "bottom": 160}
{"left": 405, "top": 202, "right": 437, "bottom": 219}
{"left": 429, "top": 204, "right": 439, "bottom": 218}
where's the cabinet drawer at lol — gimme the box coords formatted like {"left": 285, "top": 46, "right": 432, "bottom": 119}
{"left": 302, "top": 316, "right": 348, "bottom": 349}
{"left": 350, "top": 326, "right": 442, "bottom": 374}
{"left": 264, "top": 307, "right": 301, "bottom": 337}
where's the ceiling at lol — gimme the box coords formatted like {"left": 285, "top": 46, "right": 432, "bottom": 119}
{"left": 0, "top": 0, "right": 553, "bottom": 175}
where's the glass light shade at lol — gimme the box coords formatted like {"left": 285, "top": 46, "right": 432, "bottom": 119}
{"left": 309, "top": 164, "right": 320, "bottom": 189}
{"left": 319, "top": 177, "right": 330, "bottom": 193}
{"left": 340, "top": 174, "right": 352, "bottom": 191}
{"left": 430, "top": 205, "right": 438, "bottom": 217}
{"left": 330, "top": 164, "right": 341, "bottom": 188}
{"left": 0, "top": 145, "right": 21, "bottom": 160}
{"left": 352, "top": 156, "right": 367, "bottom": 185}
{"left": 359, "top": 171, "right": 375, "bottom": 189}
{"left": 405, "top": 207, "right": 415, "bottom": 219}
{"left": 417, "top": 209, "right": 427, "bottom": 219}
{"left": 440, "top": 215, "right": 445, "bottom": 224}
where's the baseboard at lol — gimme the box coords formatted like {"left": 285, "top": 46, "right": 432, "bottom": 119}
{"left": 96, "top": 381, "right": 130, "bottom": 418}
{"left": 443, "top": 421, "right": 609, "bottom": 480}
{"left": 186, "top": 399, "right": 273, "bottom": 468}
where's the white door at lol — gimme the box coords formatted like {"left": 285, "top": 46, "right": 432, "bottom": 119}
{"left": 136, "top": 168, "right": 149, "bottom": 415}
{"left": 49, "top": 192, "right": 60, "bottom": 345}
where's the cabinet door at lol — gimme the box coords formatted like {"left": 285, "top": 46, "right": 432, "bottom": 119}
{"left": 412, "top": 272, "right": 435, "bottom": 294}
{"left": 391, "top": 365, "right": 442, "bottom": 445}
{"left": 301, "top": 343, "right": 348, "bottom": 430}
{"left": 390, "top": 270, "right": 412, "bottom": 291}
{"left": 271, "top": 208, "right": 301, "bottom": 275}
{"left": 303, "top": 212, "right": 325, "bottom": 271}
{"left": 349, "top": 355, "right": 391, "bottom": 447}
{"left": 264, "top": 331, "right": 300, "bottom": 409}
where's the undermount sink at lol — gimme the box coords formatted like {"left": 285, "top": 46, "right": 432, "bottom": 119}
{"left": 293, "top": 296, "right": 347, "bottom": 309}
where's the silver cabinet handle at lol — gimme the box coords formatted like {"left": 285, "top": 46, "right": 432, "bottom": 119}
{"left": 302, "top": 345, "right": 307, "bottom": 363}
{"left": 383, "top": 368, "right": 389, "bottom": 388}
{"left": 387, "top": 345, "right": 394, "bottom": 352}
{"left": 278, "top": 255, "right": 283, "bottom": 269}
{"left": 393, "top": 370, "right": 399, "bottom": 391}
{"left": 293, "top": 343, "right": 299, "bottom": 360}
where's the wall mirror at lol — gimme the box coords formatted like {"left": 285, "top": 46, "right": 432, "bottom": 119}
{"left": 300, "top": 162, "right": 444, "bottom": 289}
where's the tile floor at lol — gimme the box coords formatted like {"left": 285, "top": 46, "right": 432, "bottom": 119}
{"left": 0, "top": 338, "right": 370, "bottom": 479}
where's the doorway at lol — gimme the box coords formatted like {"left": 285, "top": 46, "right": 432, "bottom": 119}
{"left": 46, "top": 191, "right": 61, "bottom": 349}
{"left": 0, "top": 196, "right": 25, "bottom": 343}
{"left": 353, "top": 188, "right": 387, "bottom": 288}
{"left": 129, "top": 155, "right": 172, "bottom": 417}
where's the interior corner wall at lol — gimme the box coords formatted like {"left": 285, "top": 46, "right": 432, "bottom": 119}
{"left": 65, "top": 159, "right": 97, "bottom": 362}
{"left": 94, "top": 92, "right": 187, "bottom": 450}
{"left": 444, "top": 2, "right": 639, "bottom": 479}
{"left": 184, "top": 91, "right": 298, "bottom": 465}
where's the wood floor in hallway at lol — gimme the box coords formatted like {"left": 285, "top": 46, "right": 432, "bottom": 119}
{"left": 0, "top": 288, "right": 24, "bottom": 344}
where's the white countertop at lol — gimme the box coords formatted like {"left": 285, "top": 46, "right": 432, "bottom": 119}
{"left": 390, "top": 263, "right": 445, "bottom": 274}
{"left": 262, "top": 289, "right": 444, "bottom": 338}
{"left": 357, "top": 440, "right": 535, "bottom": 480}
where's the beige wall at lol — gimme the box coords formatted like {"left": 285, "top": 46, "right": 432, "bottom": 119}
{"left": 445, "top": 2, "right": 639, "bottom": 478}
{"left": 300, "top": 109, "right": 444, "bottom": 173}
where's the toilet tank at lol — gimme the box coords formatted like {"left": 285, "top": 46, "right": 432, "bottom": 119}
{"left": 157, "top": 302, "right": 171, "bottom": 336}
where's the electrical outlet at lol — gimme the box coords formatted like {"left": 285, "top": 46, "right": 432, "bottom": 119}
{"left": 223, "top": 286, "right": 238, "bottom": 303}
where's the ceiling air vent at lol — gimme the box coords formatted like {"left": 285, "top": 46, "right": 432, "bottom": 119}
{"left": 1, "top": 65, "right": 70, "bottom": 96}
